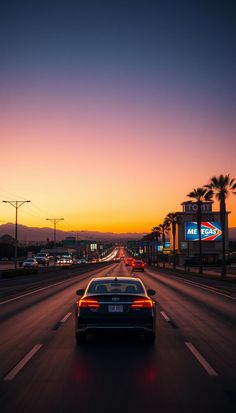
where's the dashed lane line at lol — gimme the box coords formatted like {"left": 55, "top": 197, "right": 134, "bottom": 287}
{"left": 185, "top": 342, "right": 218, "bottom": 377}
{"left": 4, "top": 344, "right": 43, "bottom": 381}
{"left": 60, "top": 312, "right": 72, "bottom": 323}
{"left": 160, "top": 311, "right": 171, "bottom": 322}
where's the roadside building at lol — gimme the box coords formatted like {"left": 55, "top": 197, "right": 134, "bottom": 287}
{"left": 173, "top": 202, "right": 229, "bottom": 266}
{"left": 126, "top": 240, "right": 139, "bottom": 251}
{"left": 61, "top": 238, "right": 106, "bottom": 261}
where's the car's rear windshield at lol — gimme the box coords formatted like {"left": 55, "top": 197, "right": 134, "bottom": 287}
{"left": 87, "top": 280, "right": 145, "bottom": 294}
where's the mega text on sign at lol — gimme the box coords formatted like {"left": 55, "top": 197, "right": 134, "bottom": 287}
{"left": 185, "top": 222, "right": 222, "bottom": 241}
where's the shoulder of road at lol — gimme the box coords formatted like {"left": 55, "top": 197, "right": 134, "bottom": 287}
{"left": 147, "top": 263, "right": 236, "bottom": 283}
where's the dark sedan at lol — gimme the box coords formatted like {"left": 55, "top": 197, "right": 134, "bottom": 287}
{"left": 75, "top": 277, "right": 156, "bottom": 344}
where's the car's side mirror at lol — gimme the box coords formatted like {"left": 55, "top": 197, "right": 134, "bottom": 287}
{"left": 147, "top": 289, "right": 156, "bottom": 296}
{"left": 76, "top": 289, "right": 85, "bottom": 296}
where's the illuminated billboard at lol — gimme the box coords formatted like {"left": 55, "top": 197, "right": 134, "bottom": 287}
{"left": 185, "top": 222, "right": 222, "bottom": 241}
{"left": 157, "top": 242, "right": 170, "bottom": 252}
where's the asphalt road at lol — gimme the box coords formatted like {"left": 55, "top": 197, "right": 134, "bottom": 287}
{"left": 0, "top": 262, "right": 236, "bottom": 413}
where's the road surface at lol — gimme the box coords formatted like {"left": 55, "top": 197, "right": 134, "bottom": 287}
{"left": 1, "top": 260, "right": 236, "bottom": 412}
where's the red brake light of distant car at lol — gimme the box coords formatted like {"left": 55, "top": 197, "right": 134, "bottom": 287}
{"left": 77, "top": 298, "right": 100, "bottom": 308}
{"left": 131, "top": 299, "right": 153, "bottom": 308}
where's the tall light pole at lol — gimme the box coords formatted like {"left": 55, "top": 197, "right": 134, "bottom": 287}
{"left": 46, "top": 218, "right": 64, "bottom": 247}
{"left": 2, "top": 200, "right": 31, "bottom": 270}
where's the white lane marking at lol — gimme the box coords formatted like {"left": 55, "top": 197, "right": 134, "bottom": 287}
{"left": 0, "top": 266, "right": 112, "bottom": 306}
{"left": 147, "top": 268, "right": 236, "bottom": 301}
{"left": 160, "top": 311, "right": 171, "bottom": 322}
{"left": 185, "top": 342, "right": 218, "bottom": 377}
{"left": 181, "top": 279, "right": 236, "bottom": 301}
{"left": 60, "top": 312, "right": 72, "bottom": 323}
{"left": 4, "top": 344, "right": 43, "bottom": 381}
{"left": 0, "top": 280, "right": 72, "bottom": 305}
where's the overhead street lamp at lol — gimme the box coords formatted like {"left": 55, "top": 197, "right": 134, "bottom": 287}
{"left": 2, "top": 200, "right": 31, "bottom": 270}
{"left": 46, "top": 218, "right": 64, "bottom": 247}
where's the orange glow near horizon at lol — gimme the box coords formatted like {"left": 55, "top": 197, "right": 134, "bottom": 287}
{"left": 1, "top": 1, "right": 236, "bottom": 235}
{"left": 1, "top": 88, "right": 236, "bottom": 233}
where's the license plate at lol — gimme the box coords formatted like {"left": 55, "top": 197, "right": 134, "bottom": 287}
{"left": 108, "top": 305, "right": 123, "bottom": 313}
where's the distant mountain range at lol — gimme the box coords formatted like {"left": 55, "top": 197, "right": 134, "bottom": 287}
{"left": 229, "top": 227, "right": 236, "bottom": 240}
{"left": 0, "top": 223, "right": 146, "bottom": 243}
{"left": 0, "top": 223, "right": 236, "bottom": 243}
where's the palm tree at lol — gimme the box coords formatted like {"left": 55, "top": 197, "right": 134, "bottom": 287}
{"left": 165, "top": 212, "right": 179, "bottom": 270}
{"left": 152, "top": 226, "right": 161, "bottom": 267}
{"left": 186, "top": 187, "right": 213, "bottom": 274}
{"left": 141, "top": 228, "right": 160, "bottom": 265}
{"left": 159, "top": 219, "right": 170, "bottom": 268}
{"left": 205, "top": 174, "right": 236, "bottom": 277}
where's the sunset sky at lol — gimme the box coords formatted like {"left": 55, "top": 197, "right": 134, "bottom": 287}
{"left": 1, "top": 0, "right": 236, "bottom": 233}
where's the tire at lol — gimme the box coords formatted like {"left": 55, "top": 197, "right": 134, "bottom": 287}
{"left": 145, "top": 332, "right": 155, "bottom": 345}
{"left": 75, "top": 332, "right": 86, "bottom": 345}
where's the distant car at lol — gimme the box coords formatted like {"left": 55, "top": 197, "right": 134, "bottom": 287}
{"left": 131, "top": 259, "right": 145, "bottom": 272}
{"left": 75, "top": 276, "right": 156, "bottom": 345}
{"left": 22, "top": 258, "right": 38, "bottom": 269}
{"left": 125, "top": 257, "right": 134, "bottom": 266}
{"left": 73, "top": 258, "right": 87, "bottom": 264}
{"left": 34, "top": 253, "right": 49, "bottom": 266}
{"left": 56, "top": 255, "right": 73, "bottom": 268}
{"left": 78, "top": 258, "right": 88, "bottom": 264}
{"left": 1, "top": 257, "right": 9, "bottom": 261}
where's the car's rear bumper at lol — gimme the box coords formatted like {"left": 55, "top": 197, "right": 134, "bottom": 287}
{"left": 76, "top": 315, "right": 155, "bottom": 334}
{"left": 76, "top": 324, "right": 154, "bottom": 334}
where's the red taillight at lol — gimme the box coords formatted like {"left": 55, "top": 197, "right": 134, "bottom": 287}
{"left": 77, "top": 298, "right": 100, "bottom": 308}
{"left": 131, "top": 299, "right": 153, "bottom": 308}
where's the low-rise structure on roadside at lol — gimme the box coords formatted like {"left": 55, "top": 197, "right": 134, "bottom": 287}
{"left": 172, "top": 201, "right": 229, "bottom": 265}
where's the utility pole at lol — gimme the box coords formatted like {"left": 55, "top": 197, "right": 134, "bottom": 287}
{"left": 46, "top": 218, "right": 64, "bottom": 247}
{"left": 2, "top": 200, "right": 31, "bottom": 270}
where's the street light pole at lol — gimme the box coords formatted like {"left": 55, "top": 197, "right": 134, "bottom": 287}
{"left": 46, "top": 218, "right": 64, "bottom": 247}
{"left": 2, "top": 200, "right": 31, "bottom": 270}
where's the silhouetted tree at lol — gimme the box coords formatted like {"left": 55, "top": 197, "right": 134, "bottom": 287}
{"left": 205, "top": 174, "right": 236, "bottom": 277}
